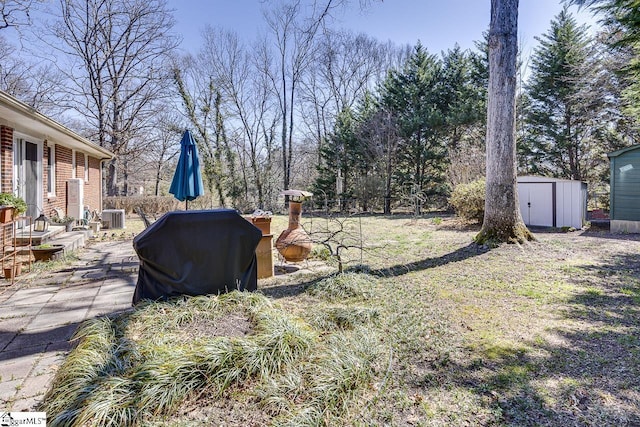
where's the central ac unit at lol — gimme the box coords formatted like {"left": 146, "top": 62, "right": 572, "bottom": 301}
{"left": 102, "top": 209, "right": 126, "bottom": 229}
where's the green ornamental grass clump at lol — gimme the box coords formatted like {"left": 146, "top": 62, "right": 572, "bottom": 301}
{"left": 41, "top": 292, "right": 316, "bottom": 426}
{"left": 306, "top": 305, "right": 380, "bottom": 331}
{"left": 306, "top": 272, "right": 376, "bottom": 302}
{"left": 40, "top": 291, "right": 384, "bottom": 426}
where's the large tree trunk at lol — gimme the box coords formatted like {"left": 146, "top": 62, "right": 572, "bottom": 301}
{"left": 476, "top": 0, "right": 534, "bottom": 245}
{"left": 107, "top": 159, "right": 118, "bottom": 197}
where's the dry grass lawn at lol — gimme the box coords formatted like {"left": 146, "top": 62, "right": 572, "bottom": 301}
{"left": 261, "top": 214, "right": 640, "bottom": 426}
{"left": 42, "top": 214, "right": 640, "bottom": 426}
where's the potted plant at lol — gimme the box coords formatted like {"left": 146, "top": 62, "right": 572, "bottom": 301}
{"left": 50, "top": 215, "right": 75, "bottom": 232}
{"left": 3, "top": 262, "right": 21, "bottom": 279}
{"left": 32, "top": 243, "right": 65, "bottom": 262}
{"left": 0, "top": 193, "right": 27, "bottom": 223}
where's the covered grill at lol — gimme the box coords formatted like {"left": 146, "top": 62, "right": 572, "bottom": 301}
{"left": 132, "top": 209, "right": 262, "bottom": 304}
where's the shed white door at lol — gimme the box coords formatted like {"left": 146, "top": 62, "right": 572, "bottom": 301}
{"left": 519, "top": 183, "right": 554, "bottom": 227}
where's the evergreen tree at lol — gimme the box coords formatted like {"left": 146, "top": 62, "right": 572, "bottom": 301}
{"left": 524, "top": 7, "right": 598, "bottom": 180}
{"left": 354, "top": 91, "right": 401, "bottom": 213}
{"left": 441, "top": 43, "right": 489, "bottom": 187}
{"left": 441, "top": 45, "right": 487, "bottom": 145}
{"left": 381, "top": 43, "right": 447, "bottom": 213}
{"left": 570, "top": 1, "right": 640, "bottom": 140}
{"left": 316, "top": 42, "right": 488, "bottom": 213}
{"left": 314, "top": 107, "right": 367, "bottom": 209}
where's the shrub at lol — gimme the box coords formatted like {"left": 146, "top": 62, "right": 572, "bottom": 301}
{"left": 449, "top": 179, "right": 485, "bottom": 223}
{"left": 0, "top": 193, "right": 27, "bottom": 215}
{"left": 103, "top": 196, "right": 181, "bottom": 214}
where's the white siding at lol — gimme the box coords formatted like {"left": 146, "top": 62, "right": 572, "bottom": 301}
{"left": 517, "top": 177, "right": 586, "bottom": 229}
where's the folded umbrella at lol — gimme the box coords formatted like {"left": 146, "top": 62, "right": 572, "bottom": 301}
{"left": 169, "top": 129, "right": 205, "bottom": 209}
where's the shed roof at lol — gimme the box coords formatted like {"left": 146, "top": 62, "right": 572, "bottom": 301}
{"left": 517, "top": 175, "right": 585, "bottom": 184}
{"left": 0, "top": 90, "right": 114, "bottom": 160}
{"left": 607, "top": 144, "right": 640, "bottom": 159}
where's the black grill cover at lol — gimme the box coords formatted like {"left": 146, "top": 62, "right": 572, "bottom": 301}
{"left": 132, "top": 209, "right": 262, "bottom": 304}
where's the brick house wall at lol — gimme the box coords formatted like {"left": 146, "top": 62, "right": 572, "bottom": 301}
{"left": 42, "top": 145, "right": 103, "bottom": 219}
{"left": 0, "top": 135, "right": 105, "bottom": 220}
{"left": 0, "top": 91, "right": 112, "bottom": 221}
{"left": 76, "top": 152, "right": 85, "bottom": 182}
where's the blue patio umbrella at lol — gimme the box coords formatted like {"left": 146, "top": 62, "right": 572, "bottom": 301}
{"left": 169, "top": 129, "right": 205, "bottom": 210}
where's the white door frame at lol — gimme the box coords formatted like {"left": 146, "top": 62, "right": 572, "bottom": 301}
{"left": 13, "top": 132, "right": 44, "bottom": 218}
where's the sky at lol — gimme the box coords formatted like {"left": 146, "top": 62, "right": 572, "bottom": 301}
{"left": 166, "top": 0, "right": 600, "bottom": 59}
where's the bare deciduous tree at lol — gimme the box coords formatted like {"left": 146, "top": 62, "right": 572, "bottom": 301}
{"left": 0, "top": 35, "right": 65, "bottom": 114}
{"left": 0, "top": 0, "right": 38, "bottom": 30}
{"left": 0, "top": 35, "right": 30, "bottom": 94}
{"left": 263, "top": 0, "right": 343, "bottom": 196}
{"left": 299, "top": 31, "right": 397, "bottom": 160}
{"left": 124, "top": 111, "right": 197, "bottom": 197}
{"left": 357, "top": 104, "right": 401, "bottom": 214}
{"left": 47, "top": 0, "right": 179, "bottom": 195}
{"left": 201, "top": 27, "right": 279, "bottom": 209}
{"left": 447, "top": 139, "right": 486, "bottom": 187}
{"left": 476, "top": 0, "right": 534, "bottom": 244}
{"left": 174, "top": 59, "right": 229, "bottom": 207}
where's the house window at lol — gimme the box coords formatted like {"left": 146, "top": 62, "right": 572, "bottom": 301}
{"left": 47, "top": 144, "right": 56, "bottom": 196}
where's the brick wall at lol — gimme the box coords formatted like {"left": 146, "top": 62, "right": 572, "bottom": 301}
{"left": 42, "top": 147, "right": 103, "bottom": 218}
{"left": 76, "top": 152, "right": 85, "bottom": 181}
{"left": 43, "top": 145, "right": 73, "bottom": 216}
{"left": 1, "top": 125, "right": 104, "bottom": 218}
{"left": 0, "top": 126, "right": 13, "bottom": 193}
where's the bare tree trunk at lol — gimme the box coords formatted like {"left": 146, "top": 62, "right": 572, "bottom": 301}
{"left": 155, "top": 163, "right": 161, "bottom": 196}
{"left": 476, "top": 0, "right": 534, "bottom": 245}
{"left": 107, "top": 159, "right": 118, "bottom": 196}
{"left": 384, "top": 166, "right": 392, "bottom": 215}
{"left": 123, "top": 158, "right": 129, "bottom": 196}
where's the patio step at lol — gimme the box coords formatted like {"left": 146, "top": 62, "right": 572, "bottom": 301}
{"left": 15, "top": 226, "right": 93, "bottom": 259}
{"left": 16, "top": 224, "right": 66, "bottom": 246}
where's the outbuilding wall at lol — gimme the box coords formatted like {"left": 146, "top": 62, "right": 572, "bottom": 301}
{"left": 517, "top": 176, "right": 586, "bottom": 229}
{"left": 609, "top": 147, "right": 640, "bottom": 222}
{"left": 608, "top": 145, "right": 640, "bottom": 233}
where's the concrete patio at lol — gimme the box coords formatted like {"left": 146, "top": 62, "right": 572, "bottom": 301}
{"left": 0, "top": 240, "right": 138, "bottom": 411}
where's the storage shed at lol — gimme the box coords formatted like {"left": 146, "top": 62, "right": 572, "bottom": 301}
{"left": 607, "top": 144, "right": 640, "bottom": 233}
{"left": 517, "top": 176, "right": 587, "bottom": 229}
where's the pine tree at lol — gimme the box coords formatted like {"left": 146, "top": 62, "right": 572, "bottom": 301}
{"left": 381, "top": 43, "right": 447, "bottom": 213}
{"left": 524, "top": 7, "right": 596, "bottom": 180}
{"left": 441, "top": 45, "right": 487, "bottom": 144}
{"left": 314, "top": 107, "right": 365, "bottom": 209}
